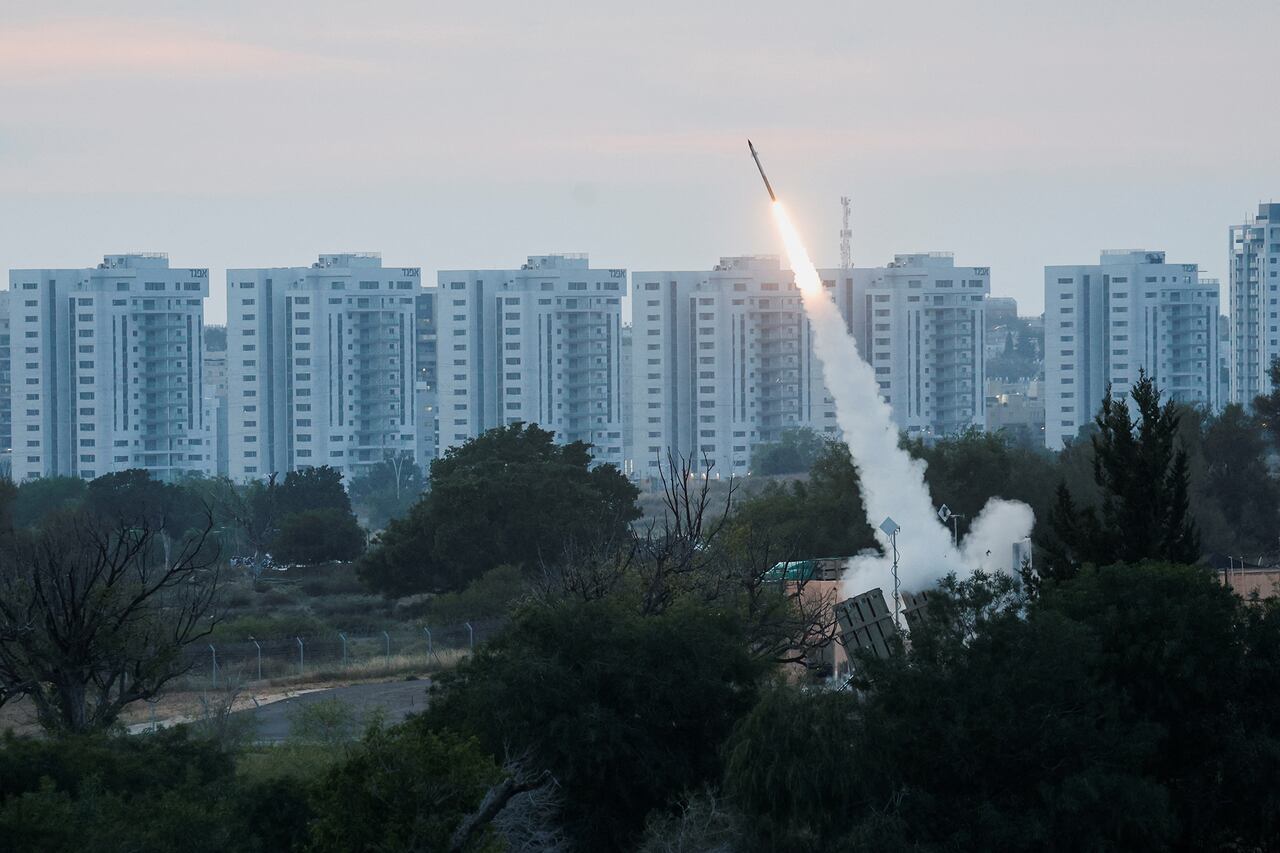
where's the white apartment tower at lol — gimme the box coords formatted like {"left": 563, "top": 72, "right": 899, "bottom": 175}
{"left": 1229, "top": 203, "right": 1280, "bottom": 406}
{"left": 8, "top": 254, "right": 211, "bottom": 482}
{"left": 631, "top": 256, "right": 837, "bottom": 479}
{"left": 436, "top": 255, "right": 626, "bottom": 468}
{"left": 1044, "top": 250, "right": 1219, "bottom": 450}
{"left": 226, "top": 253, "right": 419, "bottom": 482}
{"left": 821, "top": 254, "right": 990, "bottom": 439}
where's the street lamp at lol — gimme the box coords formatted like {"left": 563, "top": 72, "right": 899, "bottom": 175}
{"left": 879, "top": 516, "right": 902, "bottom": 629}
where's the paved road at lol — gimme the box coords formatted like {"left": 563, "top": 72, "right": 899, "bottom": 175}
{"left": 238, "top": 679, "right": 431, "bottom": 743}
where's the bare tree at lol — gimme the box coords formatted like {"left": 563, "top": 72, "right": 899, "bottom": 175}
{"left": 0, "top": 510, "right": 221, "bottom": 733}
{"left": 450, "top": 757, "right": 562, "bottom": 853}
{"left": 539, "top": 450, "right": 839, "bottom": 669}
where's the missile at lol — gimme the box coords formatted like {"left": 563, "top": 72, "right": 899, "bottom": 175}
{"left": 747, "top": 139, "right": 777, "bottom": 202}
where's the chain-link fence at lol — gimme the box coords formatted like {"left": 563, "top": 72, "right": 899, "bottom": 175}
{"left": 177, "top": 619, "right": 504, "bottom": 690}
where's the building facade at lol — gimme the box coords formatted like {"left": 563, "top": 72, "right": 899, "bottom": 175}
{"left": 1229, "top": 203, "right": 1280, "bottom": 406}
{"left": 414, "top": 288, "right": 438, "bottom": 467}
{"left": 0, "top": 290, "right": 11, "bottom": 469}
{"left": 821, "top": 253, "right": 990, "bottom": 439}
{"left": 1044, "top": 250, "right": 1219, "bottom": 450}
{"left": 226, "top": 253, "right": 419, "bottom": 483}
{"left": 435, "top": 255, "right": 626, "bottom": 468}
{"left": 631, "top": 256, "right": 837, "bottom": 479}
{"left": 8, "top": 254, "right": 211, "bottom": 482}
{"left": 202, "top": 347, "right": 229, "bottom": 476}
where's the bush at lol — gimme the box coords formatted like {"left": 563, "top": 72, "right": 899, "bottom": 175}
{"left": 272, "top": 508, "right": 365, "bottom": 566}
{"left": 210, "top": 612, "right": 329, "bottom": 642}
{"left": 307, "top": 724, "right": 501, "bottom": 852}
{"left": 395, "top": 564, "right": 528, "bottom": 624}
{"left": 423, "top": 596, "right": 767, "bottom": 849}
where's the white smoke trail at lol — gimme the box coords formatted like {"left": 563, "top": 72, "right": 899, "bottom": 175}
{"left": 769, "top": 202, "right": 1033, "bottom": 598}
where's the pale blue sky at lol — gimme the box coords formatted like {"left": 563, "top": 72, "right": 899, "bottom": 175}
{"left": 2, "top": 0, "right": 1277, "bottom": 322}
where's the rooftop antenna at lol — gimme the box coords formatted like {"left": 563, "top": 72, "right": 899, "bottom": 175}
{"left": 840, "top": 195, "right": 852, "bottom": 270}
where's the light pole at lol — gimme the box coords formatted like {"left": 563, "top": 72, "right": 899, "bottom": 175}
{"left": 880, "top": 517, "right": 902, "bottom": 629}
{"left": 250, "top": 637, "right": 262, "bottom": 682}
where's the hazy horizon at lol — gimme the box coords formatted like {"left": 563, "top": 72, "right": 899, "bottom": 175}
{"left": 4, "top": 0, "right": 1277, "bottom": 324}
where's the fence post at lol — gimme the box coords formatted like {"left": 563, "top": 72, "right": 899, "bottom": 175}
{"left": 340, "top": 632, "right": 348, "bottom": 666}
{"left": 424, "top": 626, "right": 433, "bottom": 658}
{"left": 383, "top": 630, "right": 391, "bottom": 668}
{"left": 251, "top": 637, "right": 262, "bottom": 682}
{"left": 209, "top": 643, "right": 218, "bottom": 687}
{"left": 465, "top": 621, "right": 474, "bottom": 651}
{"left": 296, "top": 636, "right": 305, "bottom": 675}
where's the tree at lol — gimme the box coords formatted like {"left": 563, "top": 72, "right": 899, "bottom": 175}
{"left": 0, "top": 512, "right": 220, "bottom": 733}
{"left": 725, "top": 572, "right": 1172, "bottom": 851}
{"left": 750, "top": 427, "right": 829, "bottom": 475}
{"left": 10, "top": 477, "right": 87, "bottom": 529}
{"left": 1040, "top": 371, "right": 1199, "bottom": 579}
{"left": 1179, "top": 404, "right": 1279, "bottom": 555}
{"left": 277, "top": 465, "right": 350, "bottom": 517}
{"left": 270, "top": 508, "right": 365, "bottom": 565}
{"left": 86, "top": 469, "right": 205, "bottom": 537}
{"left": 905, "top": 428, "right": 1059, "bottom": 545}
{"left": 728, "top": 441, "right": 877, "bottom": 559}
{"left": 1253, "top": 354, "right": 1280, "bottom": 451}
{"left": 308, "top": 724, "right": 503, "bottom": 853}
{"left": 0, "top": 727, "right": 313, "bottom": 853}
{"left": 423, "top": 595, "right": 767, "bottom": 849}
{"left": 348, "top": 452, "right": 424, "bottom": 530}
{"left": 359, "top": 423, "right": 640, "bottom": 595}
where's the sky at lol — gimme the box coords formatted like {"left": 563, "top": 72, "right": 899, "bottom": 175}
{"left": 2, "top": 0, "right": 1278, "bottom": 324}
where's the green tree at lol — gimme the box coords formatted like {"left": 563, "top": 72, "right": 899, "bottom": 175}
{"left": 750, "top": 427, "right": 829, "bottom": 475}
{"left": 86, "top": 469, "right": 205, "bottom": 536}
{"left": 270, "top": 508, "right": 365, "bottom": 565}
{"left": 348, "top": 452, "right": 424, "bottom": 530}
{"left": 0, "top": 728, "right": 310, "bottom": 853}
{"left": 359, "top": 423, "right": 640, "bottom": 595}
{"left": 423, "top": 596, "right": 766, "bottom": 849}
{"left": 1179, "top": 403, "right": 1279, "bottom": 555}
{"left": 1253, "top": 354, "right": 1280, "bottom": 451}
{"left": 726, "top": 572, "right": 1171, "bottom": 851}
{"left": 277, "top": 465, "right": 350, "bottom": 517}
{"left": 308, "top": 724, "right": 502, "bottom": 853}
{"left": 905, "top": 428, "right": 1059, "bottom": 544}
{"left": 728, "top": 441, "right": 877, "bottom": 558}
{"left": 1041, "top": 372, "right": 1199, "bottom": 579}
{"left": 11, "top": 477, "right": 87, "bottom": 529}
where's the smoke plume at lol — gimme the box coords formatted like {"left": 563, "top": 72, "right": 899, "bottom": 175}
{"left": 769, "top": 202, "right": 1033, "bottom": 598}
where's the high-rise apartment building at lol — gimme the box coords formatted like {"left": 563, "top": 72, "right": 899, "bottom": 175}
{"left": 631, "top": 256, "right": 836, "bottom": 478}
{"left": 0, "top": 290, "right": 11, "bottom": 465}
{"left": 226, "top": 253, "right": 419, "bottom": 482}
{"left": 1229, "top": 203, "right": 1280, "bottom": 406}
{"left": 820, "top": 253, "right": 990, "bottom": 440}
{"left": 8, "top": 254, "right": 211, "bottom": 482}
{"left": 203, "top": 346, "right": 229, "bottom": 476}
{"left": 414, "top": 289, "right": 438, "bottom": 466}
{"left": 436, "top": 254, "right": 626, "bottom": 468}
{"left": 1044, "top": 250, "right": 1219, "bottom": 450}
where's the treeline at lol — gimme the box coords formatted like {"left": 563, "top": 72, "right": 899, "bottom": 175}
{"left": 4, "top": 379, "right": 1280, "bottom": 849}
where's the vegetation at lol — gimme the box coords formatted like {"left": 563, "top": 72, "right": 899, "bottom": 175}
{"left": 4, "top": 384, "right": 1280, "bottom": 850}
{"left": 0, "top": 511, "right": 220, "bottom": 733}
{"left": 358, "top": 423, "right": 640, "bottom": 596}
{"left": 749, "top": 426, "right": 829, "bottom": 475}
{"left": 1041, "top": 372, "right": 1199, "bottom": 580}
{"left": 349, "top": 452, "right": 425, "bottom": 531}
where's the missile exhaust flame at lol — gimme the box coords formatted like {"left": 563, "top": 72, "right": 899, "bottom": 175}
{"left": 752, "top": 142, "right": 1033, "bottom": 597}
